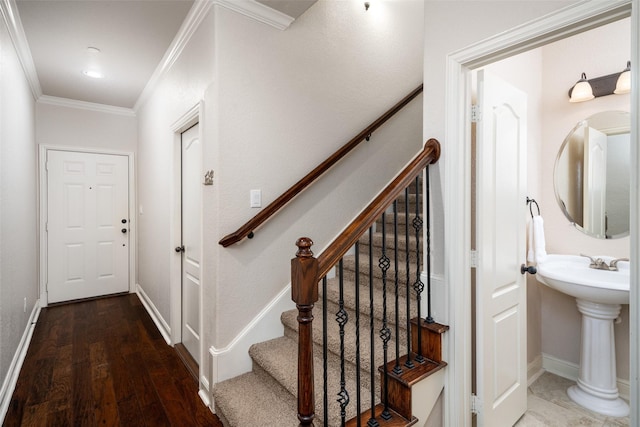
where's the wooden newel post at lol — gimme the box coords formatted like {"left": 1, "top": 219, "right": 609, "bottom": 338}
{"left": 291, "top": 237, "right": 319, "bottom": 426}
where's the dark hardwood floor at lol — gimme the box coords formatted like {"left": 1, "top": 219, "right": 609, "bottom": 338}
{"left": 4, "top": 293, "right": 223, "bottom": 427}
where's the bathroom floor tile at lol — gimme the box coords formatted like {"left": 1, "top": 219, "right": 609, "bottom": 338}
{"left": 514, "top": 372, "right": 629, "bottom": 427}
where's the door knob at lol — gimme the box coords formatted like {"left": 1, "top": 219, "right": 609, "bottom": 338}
{"left": 121, "top": 228, "right": 127, "bottom": 234}
{"left": 175, "top": 246, "right": 185, "bottom": 253}
{"left": 122, "top": 219, "right": 127, "bottom": 224}
{"left": 521, "top": 264, "right": 537, "bottom": 275}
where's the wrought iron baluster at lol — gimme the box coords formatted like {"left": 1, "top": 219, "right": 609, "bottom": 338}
{"left": 392, "top": 201, "right": 402, "bottom": 375}
{"left": 336, "top": 260, "right": 349, "bottom": 424}
{"left": 404, "top": 187, "right": 414, "bottom": 369}
{"left": 355, "top": 242, "right": 362, "bottom": 426}
{"left": 379, "top": 213, "right": 392, "bottom": 421}
{"left": 322, "top": 277, "right": 328, "bottom": 427}
{"left": 367, "top": 227, "right": 379, "bottom": 427}
{"left": 425, "top": 166, "right": 434, "bottom": 324}
{"left": 412, "top": 176, "right": 425, "bottom": 363}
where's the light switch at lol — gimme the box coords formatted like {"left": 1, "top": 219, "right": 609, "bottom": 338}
{"left": 250, "top": 189, "right": 262, "bottom": 208}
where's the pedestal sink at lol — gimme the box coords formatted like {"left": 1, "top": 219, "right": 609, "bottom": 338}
{"left": 536, "top": 254, "right": 629, "bottom": 417}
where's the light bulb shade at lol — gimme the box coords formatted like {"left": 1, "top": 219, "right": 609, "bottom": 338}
{"left": 614, "top": 61, "right": 631, "bottom": 94}
{"left": 569, "top": 73, "right": 594, "bottom": 102}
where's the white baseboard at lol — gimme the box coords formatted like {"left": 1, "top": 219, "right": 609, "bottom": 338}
{"left": 199, "top": 375, "right": 212, "bottom": 409}
{"left": 0, "top": 300, "right": 42, "bottom": 424}
{"left": 136, "top": 284, "right": 172, "bottom": 345}
{"left": 209, "top": 284, "right": 295, "bottom": 396}
{"left": 541, "top": 353, "right": 630, "bottom": 400}
{"left": 527, "top": 355, "right": 544, "bottom": 386}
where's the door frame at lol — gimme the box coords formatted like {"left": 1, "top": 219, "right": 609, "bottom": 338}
{"left": 442, "top": 1, "right": 637, "bottom": 425}
{"left": 170, "top": 102, "right": 204, "bottom": 375}
{"left": 38, "top": 145, "right": 136, "bottom": 307}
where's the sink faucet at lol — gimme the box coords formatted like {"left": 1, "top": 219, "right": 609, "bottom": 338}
{"left": 580, "top": 254, "right": 629, "bottom": 271}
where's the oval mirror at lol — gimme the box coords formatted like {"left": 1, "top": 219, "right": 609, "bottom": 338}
{"left": 554, "top": 111, "right": 630, "bottom": 239}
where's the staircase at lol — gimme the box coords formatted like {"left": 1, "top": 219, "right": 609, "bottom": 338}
{"left": 213, "top": 178, "right": 447, "bottom": 426}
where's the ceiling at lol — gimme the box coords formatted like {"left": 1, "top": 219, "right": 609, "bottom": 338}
{"left": 15, "top": 0, "right": 316, "bottom": 110}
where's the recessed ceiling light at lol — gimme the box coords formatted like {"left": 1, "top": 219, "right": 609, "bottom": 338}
{"left": 87, "top": 47, "right": 101, "bottom": 54}
{"left": 82, "top": 70, "right": 104, "bottom": 79}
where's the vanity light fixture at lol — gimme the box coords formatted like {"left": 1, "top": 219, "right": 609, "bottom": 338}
{"left": 569, "top": 73, "right": 594, "bottom": 103}
{"left": 568, "top": 61, "right": 631, "bottom": 102}
{"left": 614, "top": 61, "right": 631, "bottom": 94}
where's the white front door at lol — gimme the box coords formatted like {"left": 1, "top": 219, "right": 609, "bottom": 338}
{"left": 475, "top": 70, "right": 528, "bottom": 426}
{"left": 47, "top": 150, "right": 129, "bottom": 303}
{"left": 180, "top": 123, "right": 202, "bottom": 364}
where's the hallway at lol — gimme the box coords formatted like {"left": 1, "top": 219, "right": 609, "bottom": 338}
{"left": 3, "top": 294, "right": 221, "bottom": 426}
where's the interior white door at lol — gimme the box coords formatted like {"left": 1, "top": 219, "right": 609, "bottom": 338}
{"left": 583, "top": 126, "right": 608, "bottom": 237}
{"left": 475, "top": 70, "right": 528, "bottom": 426}
{"left": 47, "top": 150, "right": 129, "bottom": 303}
{"left": 180, "top": 123, "right": 202, "bottom": 364}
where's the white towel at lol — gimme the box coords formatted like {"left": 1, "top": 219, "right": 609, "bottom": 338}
{"left": 527, "top": 215, "right": 547, "bottom": 264}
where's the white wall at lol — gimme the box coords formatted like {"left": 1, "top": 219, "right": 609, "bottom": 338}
{"left": 539, "top": 17, "right": 631, "bottom": 379}
{"left": 207, "top": 0, "right": 424, "bottom": 349}
{"left": 36, "top": 103, "right": 137, "bottom": 152}
{"left": 136, "top": 5, "right": 215, "bottom": 327}
{"left": 136, "top": 0, "right": 425, "bottom": 389}
{"left": 0, "top": 16, "right": 37, "bottom": 392}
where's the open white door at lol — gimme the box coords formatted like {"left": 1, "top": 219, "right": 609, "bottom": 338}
{"left": 180, "top": 123, "right": 202, "bottom": 365}
{"left": 583, "top": 126, "right": 608, "bottom": 237}
{"left": 475, "top": 70, "right": 528, "bottom": 426}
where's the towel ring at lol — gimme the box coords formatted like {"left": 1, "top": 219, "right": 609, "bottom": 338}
{"left": 527, "top": 197, "right": 540, "bottom": 218}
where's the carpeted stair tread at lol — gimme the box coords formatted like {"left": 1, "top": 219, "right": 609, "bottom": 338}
{"left": 321, "top": 276, "right": 419, "bottom": 338}
{"left": 249, "top": 336, "right": 378, "bottom": 426}
{"left": 281, "top": 305, "right": 407, "bottom": 375}
{"left": 214, "top": 182, "right": 437, "bottom": 426}
{"left": 213, "top": 371, "right": 298, "bottom": 427}
{"left": 341, "top": 254, "right": 421, "bottom": 289}
{"left": 357, "top": 232, "right": 422, "bottom": 264}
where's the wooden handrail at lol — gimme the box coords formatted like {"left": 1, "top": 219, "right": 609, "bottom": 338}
{"left": 291, "top": 138, "right": 440, "bottom": 426}
{"left": 317, "top": 138, "right": 440, "bottom": 278}
{"left": 218, "top": 84, "right": 424, "bottom": 247}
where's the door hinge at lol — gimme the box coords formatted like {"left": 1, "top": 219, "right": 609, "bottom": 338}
{"left": 471, "top": 393, "right": 482, "bottom": 415}
{"left": 471, "top": 105, "right": 482, "bottom": 123}
{"left": 45, "top": 221, "right": 48, "bottom": 232}
{"left": 470, "top": 250, "right": 478, "bottom": 268}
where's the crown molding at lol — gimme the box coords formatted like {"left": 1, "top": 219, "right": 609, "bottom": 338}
{"left": 0, "top": 0, "right": 42, "bottom": 100}
{"left": 38, "top": 95, "right": 136, "bottom": 117}
{"left": 213, "top": 0, "right": 294, "bottom": 30}
{"left": 134, "top": 0, "right": 213, "bottom": 112}
{"left": 133, "top": 0, "right": 294, "bottom": 112}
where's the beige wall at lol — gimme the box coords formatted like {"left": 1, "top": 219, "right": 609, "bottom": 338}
{"left": 459, "top": 15, "right": 631, "bottom": 380}
{"left": 539, "top": 17, "right": 631, "bottom": 378}
{"left": 430, "top": 9, "right": 630, "bottom": 379}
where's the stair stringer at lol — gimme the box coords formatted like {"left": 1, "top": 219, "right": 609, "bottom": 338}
{"left": 208, "top": 283, "right": 295, "bottom": 408}
{"left": 411, "top": 368, "right": 445, "bottom": 426}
